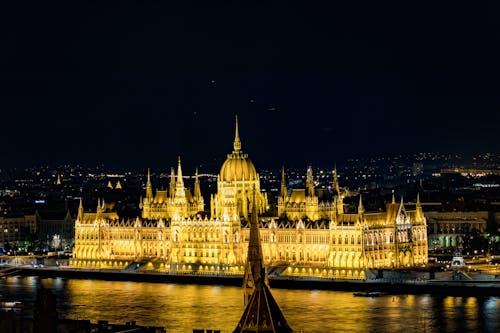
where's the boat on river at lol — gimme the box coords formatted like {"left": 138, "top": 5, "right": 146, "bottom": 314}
{"left": 353, "top": 291, "right": 388, "bottom": 297}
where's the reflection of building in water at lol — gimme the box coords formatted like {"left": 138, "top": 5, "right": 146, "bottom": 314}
{"left": 72, "top": 117, "right": 428, "bottom": 279}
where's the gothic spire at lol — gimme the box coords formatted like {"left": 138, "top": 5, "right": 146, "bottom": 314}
{"left": 280, "top": 166, "right": 287, "bottom": 198}
{"left": 306, "top": 164, "right": 314, "bottom": 197}
{"left": 146, "top": 168, "right": 153, "bottom": 199}
{"left": 193, "top": 168, "right": 201, "bottom": 198}
{"left": 235, "top": 190, "right": 292, "bottom": 332}
{"left": 78, "top": 197, "right": 84, "bottom": 221}
{"left": 333, "top": 165, "right": 340, "bottom": 195}
{"left": 175, "top": 157, "right": 185, "bottom": 197}
{"left": 169, "top": 167, "right": 176, "bottom": 197}
{"left": 242, "top": 189, "right": 265, "bottom": 305}
{"left": 358, "top": 194, "right": 365, "bottom": 214}
{"left": 233, "top": 115, "right": 242, "bottom": 152}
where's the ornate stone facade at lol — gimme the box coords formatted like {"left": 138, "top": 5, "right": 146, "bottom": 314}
{"left": 71, "top": 118, "right": 428, "bottom": 279}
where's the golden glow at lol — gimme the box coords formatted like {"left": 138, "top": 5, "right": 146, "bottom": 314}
{"left": 72, "top": 119, "right": 428, "bottom": 278}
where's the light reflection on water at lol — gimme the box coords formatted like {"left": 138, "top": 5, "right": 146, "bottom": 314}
{"left": 0, "top": 277, "right": 499, "bottom": 333}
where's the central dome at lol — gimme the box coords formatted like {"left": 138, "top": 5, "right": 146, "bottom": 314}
{"left": 219, "top": 116, "right": 258, "bottom": 182}
{"left": 220, "top": 154, "right": 257, "bottom": 181}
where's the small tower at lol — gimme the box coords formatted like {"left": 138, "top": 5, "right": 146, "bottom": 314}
{"left": 115, "top": 180, "right": 122, "bottom": 190}
{"left": 146, "top": 168, "right": 153, "bottom": 200}
{"left": 77, "top": 198, "right": 84, "bottom": 222}
{"left": 333, "top": 165, "right": 340, "bottom": 195}
{"left": 169, "top": 167, "right": 176, "bottom": 198}
{"left": 333, "top": 166, "right": 344, "bottom": 214}
{"left": 96, "top": 198, "right": 103, "bottom": 220}
{"left": 415, "top": 192, "right": 424, "bottom": 220}
{"left": 193, "top": 168, "right": 201, "bottom": 199}
{"left": 358, "top": 194, "right": 365, "bottom": 215}
{"left": 306, "top": 164, "right": 314, "bottom": 197}
{"left": 280, "top": 166, "right": 287, "bottom": 198}
{"left": 175, "top": 157, "right": 185, "bottom": 198}
{"left": 107, "top": 180, "right": 113, "bottom": 189}
{"left": 56, "top": 174, "right": 61, "bottom": 185}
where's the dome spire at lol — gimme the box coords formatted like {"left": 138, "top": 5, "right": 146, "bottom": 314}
{"left": 233, "top": 115, "right": 241, "bottom": 152}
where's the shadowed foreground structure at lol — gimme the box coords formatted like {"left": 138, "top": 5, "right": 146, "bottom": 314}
{"left": 234, "top": 200, "right": 292, "bottom": 332}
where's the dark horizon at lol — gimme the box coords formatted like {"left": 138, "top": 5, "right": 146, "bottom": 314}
{"left": 1, "top": 1, "right": 499, "bottom": 170}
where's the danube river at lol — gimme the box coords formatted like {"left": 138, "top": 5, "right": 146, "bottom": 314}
{"left": 1, "top": 276, "right": 499, "bottom": 332}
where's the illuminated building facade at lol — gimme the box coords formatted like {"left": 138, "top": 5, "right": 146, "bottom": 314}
{"left": 72, "top": 118, "right": 428, "bottom": 279}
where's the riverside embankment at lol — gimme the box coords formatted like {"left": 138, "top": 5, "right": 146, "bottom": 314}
{"left": 6, "top": 265, "right": 500, "bottom": 296}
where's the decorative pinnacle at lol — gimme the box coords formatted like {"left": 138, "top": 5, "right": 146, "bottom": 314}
{"left": 233, "top": 115, "right": 241, "bottom": 152}
{"left": 358, "top": 194, "right": 364, "bottom": 214}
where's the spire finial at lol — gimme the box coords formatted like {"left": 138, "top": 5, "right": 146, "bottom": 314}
{"left": 416, "top": 192, "right": 421, "bottom": 205}
{"left": 333, "top": 165, "right": 340, "bottom": 195}
{"left": 78, "top": 197, "right": 84, "bottom": 221}
{"left": 280, "top": 166, "right": 287, "bottom": 197}
{"left": 194, "top": 167, "right": 201, "bottom": 198}
{"left": 358, "top": 194, "right": 365, "bottom": 214}
{"left": 176, "top": 156, "right": 184, "bottom": 186}
{"left": 146, "top": 168, "right": 153, "bottom": 199}
{"left": 306, "top": 164, "right": 314, "bottom": 197}
{"left": 169, "top": 167, "right": 176, "bottom": 197}
{"left": 391, "top": 191, "right": 396, "bottom": 204}
{"left": 233, "top": 115, "right": 241, "bottom": 152}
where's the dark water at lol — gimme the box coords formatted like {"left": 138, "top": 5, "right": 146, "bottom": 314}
{"left": 1, "top": 276, "right": 499, "bottom": 332}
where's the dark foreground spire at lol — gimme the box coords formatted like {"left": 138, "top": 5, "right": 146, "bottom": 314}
{"left": 234, "top": 194, "right": 293, "bottom": 332}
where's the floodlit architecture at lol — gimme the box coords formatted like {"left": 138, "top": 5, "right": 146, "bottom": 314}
{"left": 72, "top": 117, "right": 428, "bottom": 279}
{"left": 278, "top": 165, "right": 346, "bottom": 221}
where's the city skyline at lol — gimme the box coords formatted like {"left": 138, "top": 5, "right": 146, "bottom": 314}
{"left": 1, "top": 1, "right": 499, "bottom": 169}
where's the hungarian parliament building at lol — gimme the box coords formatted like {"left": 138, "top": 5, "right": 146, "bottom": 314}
{"left": 71, "top": 118, "right": 428, "bottom": 279}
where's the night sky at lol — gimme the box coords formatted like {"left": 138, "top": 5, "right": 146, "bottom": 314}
{"left": 1, "top": 1, "right": 499, "bottom": 171}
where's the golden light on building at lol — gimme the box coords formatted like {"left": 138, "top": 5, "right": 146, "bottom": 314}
{"left": 71, "top": 117, "right": 428, "bottom": 279}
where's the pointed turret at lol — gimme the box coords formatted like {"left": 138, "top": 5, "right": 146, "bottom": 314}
{"left": 306, "top": 164, "right": 314, "bottom": 197}
{"left": 169, "top": 167, "right": 176, "bottom": 197}
{"left": 415, "top": 192, "right": 424, "bottom": 220}
{"left": 392, "top": 191, "right": 396, "bottom": 204}
{"left": 107, "top": 180, "right": 113, "bottom": 189}
{"left": 77, "top": 198, "right": 84, "bottom": 221}
{"left": 193, "top": 168, "right": 201, "bottom": 198}
{"left": 175, "top": 157, "right": 186, "bottom": 197}
{"left": 56, "top": 174, "right": 61, "bottom": 185}
{"left": 96, "top": 197, "right": 103, "bottom": 220}
{"left": 333, "top": 165, "right": 340, "bottom": 195}
{"left": 146, "top": 168, "right": 153, "bottom": 199}
{"left": 396, "top": 196, "right": 408, "bottom": 224}
{"left": 358, "top": 195, "right": 365, "bottom": 214}
{"left": 280, "top": 166, "right": 287, "bottom": 198}
{"left": 115, "top": 180, "right": 122, "bottom": 190}
{"left": 233, "top": 115, "right": 241, "bottom": 152}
